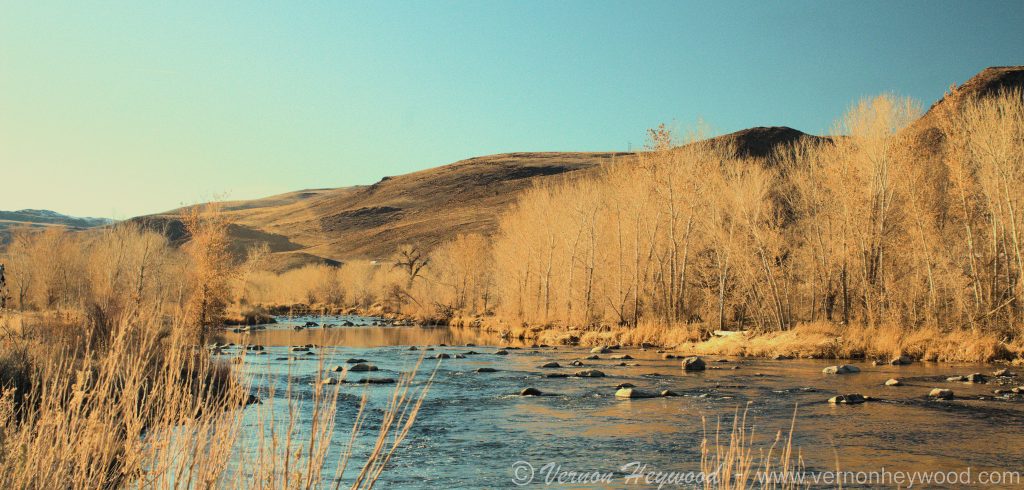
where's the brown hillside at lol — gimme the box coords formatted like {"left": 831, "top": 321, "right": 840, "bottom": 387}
{"left": 143, "top": 127, "right": 825, "bottom": 269}
{"left": 142, "top": 67, "right": 1024, "bottom": 270}
{"left": 905, "top": 66, "right": 1024, "bottom": 160}
{"left": 139, "top": 153, "right": 629, "bottom": 268}
{"left": 705, "top": 126, "right": 830, "bottom": 159}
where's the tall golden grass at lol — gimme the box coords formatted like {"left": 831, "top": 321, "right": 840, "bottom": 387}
{"left": 701, "top": 405, "right": 806, "bottom": 490}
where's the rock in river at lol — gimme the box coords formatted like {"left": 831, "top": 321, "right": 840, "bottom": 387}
{"left": 345, "top": 358, "right": 368, "bottom": 364}
{"left": 822, "top": 365, "right": 860, "bottom": 375}
{"left": 929, "top": 388, "right": 954, "bottom": 400}
{"left": 575, "top": 369, "right": 606, "bottom": 378}
{"left": 610, "top": 354, "right": 633, "bottom": 360}
{"left": 520, "top": 387, "right": 543, "bottom": 396}
{"left": 494, "top": 350, "right": 509, "bottom": 356}
{"left": 994, "top": 368, "right": 1014, "bottom": 377}
{"left": 828, "top": 393, "right": 866, "bottom": 404}
{"left": 347, "top": 363, "right": 379, "bottom": 372}
{"left": 540, "top": 362, "right": 561, "bottom": 368}
{"left": 476, "top": 367, "right": 498, "bottom": 373}
{"left": 885, "top": 378, "right": 903, "bottom": 386}
{"left": 591, "top": 346, "right": 611, "bottom": 354}
{"left": 682, "top": 357, "right": 706, "bottom": 371}
{"left": 615, "top": 388, "right": 656, "bottom": 399}
{"left": 965, "top": 373, "right": 988, "bottom": 383}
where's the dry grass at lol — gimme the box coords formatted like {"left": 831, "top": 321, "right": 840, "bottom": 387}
{"left": 701, "top": 405, "right": 806, "bottom": 490}
{"left": 0, "top": 311, "right": 433, "bottom": 488}
{"left": 0, "top": 215, "right": 433, "bottom": 487}
{"left": 675, "top": 321, "right": 1016, "bottom": 362}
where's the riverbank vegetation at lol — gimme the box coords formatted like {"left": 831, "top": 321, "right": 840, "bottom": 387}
{"left": 0, "top": 210, "right": 430, "bottom": 487}
{"left": 241, "top": 90, "right": 1024, "bottom": 363}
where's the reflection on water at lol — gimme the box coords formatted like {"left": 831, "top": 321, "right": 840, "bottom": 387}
{"left": 232, "top": 322, "right": 517, "bottom": 349}
{"left": 224, "top": 316, "right": 1024, "bottom": 488}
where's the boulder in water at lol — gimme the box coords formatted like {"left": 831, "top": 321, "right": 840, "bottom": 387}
{"left": 822, "top": 364, "right": 860, "bottom": 375}
{"left": 615, "top": 388, "right": 656, "bottom": 399}
{"left": 890, "top": 355, "right": 914, "bottom": 365}
{"left": 682, "top": 357, "right": 706, "bottom": 371}
{"left": 347, "top": 363, "right": 379, "bottom": 372}
{"left": 828, "top": 393, "right": 866, "bottom": 404}
{"left": 929, "top": 388, "right": 954, "bottom": 400}
{"left": 965, "top": 373, "right": 988, "bottom": 383}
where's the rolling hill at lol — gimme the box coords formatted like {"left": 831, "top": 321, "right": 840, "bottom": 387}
{"left": 139, "top": 129, "right": 823, "bottom": 271}
{"left": 135, "top": 65, "right": 1023, "bottom": 271}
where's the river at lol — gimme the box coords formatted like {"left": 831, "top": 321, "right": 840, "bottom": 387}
{"left": 223, "top": 315, "right": 1024, "bottom": 488}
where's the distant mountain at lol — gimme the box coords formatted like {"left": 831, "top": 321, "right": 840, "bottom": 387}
{"left": 0, "top": 209, "right": 114, "bottom": 229}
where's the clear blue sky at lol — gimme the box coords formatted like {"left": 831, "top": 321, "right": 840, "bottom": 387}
{"left": 2, "top": 1, "right": 1022, "bottom": 218}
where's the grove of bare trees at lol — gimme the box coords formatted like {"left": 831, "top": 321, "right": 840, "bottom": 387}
{"left": 490, "top": 91, "right": 1024, "bottom": 341}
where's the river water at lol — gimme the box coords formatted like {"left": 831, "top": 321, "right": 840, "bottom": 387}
{"left": 223, "top": 315, "right": 1024, "bottom": 488}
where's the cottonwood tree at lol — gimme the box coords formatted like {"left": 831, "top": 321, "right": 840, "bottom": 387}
{"left": 429, "top": 233, "right": 495, "bottom": 315}
{"left": 182, "top": 204, "right": 235, "bottom": 342}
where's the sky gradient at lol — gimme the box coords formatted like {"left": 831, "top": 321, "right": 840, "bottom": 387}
{"left": 2, "top": 1, "right": 1022, "bottom": 218}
